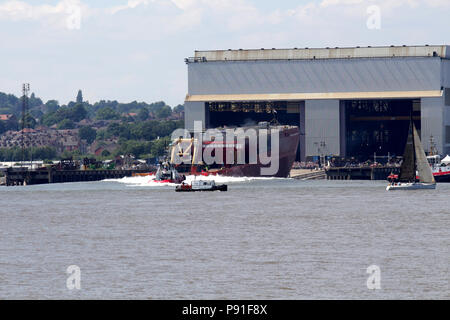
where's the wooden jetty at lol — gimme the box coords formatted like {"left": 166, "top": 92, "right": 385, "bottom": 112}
{"left": 325, "top": 166, "right": 400, "bottom": 181}
{"left": 290, "top": 169, "right": 326, "bottom": 180}
{"left": 1, "top": 167, "right": 150, "bottom": 186}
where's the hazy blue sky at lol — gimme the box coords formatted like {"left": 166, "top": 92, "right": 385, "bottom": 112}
{"left": 0, "top": 0, "right": 449, "bottom": 106}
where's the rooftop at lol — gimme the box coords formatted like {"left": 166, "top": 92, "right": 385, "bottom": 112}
{"left": 189, "top": 45, "right": 450, "bottom": 62}
{"left": 0, "top": 114, "right": 15, "bottom": 121}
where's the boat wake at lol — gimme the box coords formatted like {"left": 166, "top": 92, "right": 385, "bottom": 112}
{"left": 104, "top": 174, "right": 286, "bottom": 187}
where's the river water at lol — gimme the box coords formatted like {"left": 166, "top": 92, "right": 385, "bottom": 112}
{"left": 0, "top": 177, "right": 448, "bottom": 299}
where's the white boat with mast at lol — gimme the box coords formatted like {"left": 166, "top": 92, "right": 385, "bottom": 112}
{"left": 386, "top": 113, "right": 436, "bottom": 191}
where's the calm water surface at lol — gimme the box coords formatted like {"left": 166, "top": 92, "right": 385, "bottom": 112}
{"left": 0, "top": 178, "right": 449, "bottom": 299}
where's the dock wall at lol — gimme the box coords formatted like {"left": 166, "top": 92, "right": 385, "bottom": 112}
{"left": 2, "top": 168, "right": 149, "bottom": 186}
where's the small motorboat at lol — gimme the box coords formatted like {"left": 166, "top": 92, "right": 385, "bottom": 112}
{"left": 386, "top": 182, "right": 436, "bottom": 191}
{"left": 154, "top": 161, "right": 185, "bottom": 184}
{"left": 175, "top": 180, "right": 227, "bottom": 192}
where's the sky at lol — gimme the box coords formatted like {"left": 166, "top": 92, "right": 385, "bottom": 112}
{"left": 0, "top": 0, "right": 449, "bottom": 106}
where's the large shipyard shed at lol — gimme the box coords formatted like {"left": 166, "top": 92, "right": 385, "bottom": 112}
{"left": 184, "top": 45, "right": 450, "bottom": 161}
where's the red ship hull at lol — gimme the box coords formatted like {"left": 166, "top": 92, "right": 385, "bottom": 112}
{"left": 173, "top": 126, "right": 300, "bottom": 178}
{"left": 433, "top": 171, "right": 450, "bottom": 182}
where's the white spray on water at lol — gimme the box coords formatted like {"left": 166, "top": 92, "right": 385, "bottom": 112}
{"left": 104, "top": 174, "right": 286, "bottom": 187}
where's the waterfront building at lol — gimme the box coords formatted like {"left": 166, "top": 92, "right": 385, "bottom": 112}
{"left": 184, "top": 45, "right": 450, "bottom": 160}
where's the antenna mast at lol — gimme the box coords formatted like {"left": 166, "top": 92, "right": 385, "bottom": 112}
{"left": 21, "top": 83, "right": 30, "bottom": 166}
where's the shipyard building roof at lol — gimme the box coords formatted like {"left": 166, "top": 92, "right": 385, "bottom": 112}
{"left": 190, "top": 45, "right": 450, "bottom": 62}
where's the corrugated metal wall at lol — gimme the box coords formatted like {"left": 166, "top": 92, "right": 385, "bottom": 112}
{"left": 185, "top": 102, "right": 207, "bottom": 131}
{"left": 421, "top": 97, "right": 445, "bottom": 154}
{"left": 443, "top": 60, "right": 450, "bottom": 154}
{"left": 443, "top": 60, "right": 450, "bottom": 88}
{"left": 188, "top": 57, "right": 442, "bottom": 96}
{"left": 305, "top": 100, "right": 341, "bottom": 158}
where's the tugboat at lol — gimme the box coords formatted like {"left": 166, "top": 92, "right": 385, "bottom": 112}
{"left": 154, "top": 161, "right": 185, "bottom": 184}
{"left": 175, "top": 180, "right": 227, "bottom": 192}
{"left": 426, "top": 136, "right": 450, "bottom": 182}
{"left": 432, "top": 159, "right": 450, "bottom": 182}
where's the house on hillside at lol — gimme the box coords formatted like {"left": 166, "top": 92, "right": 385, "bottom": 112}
{"left": 0, "top": 114, "right": 16, "bottom": 121}
{"left": 89, "top": 140, "right": 118, "bottom": 156}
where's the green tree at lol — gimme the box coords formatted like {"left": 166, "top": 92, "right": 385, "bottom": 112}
{"left": 61, "top": 149, "right": 82, "bottom": 160}
{"left": 116, "top": 140, "right": 150, "bottom": 158}
{"left": 96, "top": 129, "right": 107, "bottom": 140}
{"left": 0, "top": 117, "right": 19, "bottom": 132}
{"left": 151, "top": 138, "right": 170, "bottom": 157}
{"left": 0, "top": 121, "right": 6, "bottom": 135}
{"left": 76, "top": 90, "right": 83, "bottom": 104}
{"left": 147, "top": 101, "right": 166, "bottom": 114}
{"left": 45, "top": 100, "right": 60, "bottom": 113}
{"left": 139, "top": 121, "right": 156, "bottom": 140}
{"left": 173, "top": 104, "right": 184, "bottom": 113}
{"left": 30, "top": 109, "right": 43, "bottom": 120}
{"left": 72, "top": 103, "right": 88, "bottom": 122}
{"left": 31, "top": 146, "right": 57, "bottom": 160}
{"left": 96, "top": 107, "right": 120, "bottom": 120}
{"left": 106, "top": 122, "right": 131, "bottom": 139}
{"left": 101, "top": 149, "right": 111, "bottom": 157}
{"left": 0, "top": 92, "right": 20, "bottom": 115}
{"left": 137, "top": 108, "right": 149, "bottom": 121}
{"left": 54, "top": 106, "right": 72, "bottom": 122}
{"left": 19, "top": 112, "right": 36, "bottom": 129}
{"left": 57, "top": 119, "right": 75, "bottom": 129}
{"left": 0, "top": 146, "right": 57, "bottom": 161}
{"left": 41, "top": 112, "right": 58, "bottom": 127}
{"left": 106, "top": 122, "right": 121, "bottom": 137}
{"left": 156, "top": 106, "right": 172, "bottom": 119}
{"left": 79, "top": 126, "right": 97, "bottom": 144}
{"left": 29, "top": 93, "right": 43, "bottom": 108}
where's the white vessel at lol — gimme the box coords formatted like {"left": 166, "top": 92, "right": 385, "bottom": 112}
{"left": 387, "top": 115, "right": 436, "bottom": 191}
{"left": 175, "top": 180, "right": 227, "bottom": 192}
{"left": 386, "top": 182, "right": 436, "bottom": 190}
